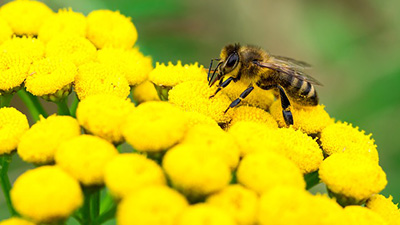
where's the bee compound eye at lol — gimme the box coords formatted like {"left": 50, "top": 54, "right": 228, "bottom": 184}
{"left": 226, "top": 53, "right": 239, "bottom": 68}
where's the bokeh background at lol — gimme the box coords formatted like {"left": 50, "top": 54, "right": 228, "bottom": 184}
{"left": 1, "top": 0, "right": 400, "bottom": 218}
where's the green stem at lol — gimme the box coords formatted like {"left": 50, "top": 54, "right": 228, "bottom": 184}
{"left": 70, "top": 94, "right": 80, "bottom": 118}
{"left": 56, "top": 98, "right": 70, "bottom": 116}
{"left": 90, "top": 191, "right": 100, "bottom": 224}
{"left": 17, "top": 89, "right": 48, "bottom": 121}
{"left": 0, "top": 154, "right": 18, "bottom": 216}
{"left": 0, "top": 94, "right": 13, "bottom": 107}
{"left": 95, "top": 204, "right": 116, "bottom": 225}
{"left": 81, "top": 188, "right": 92, "bottom": 225}
{"left": 305, "top": 170, "right": 320, "bottom": 190}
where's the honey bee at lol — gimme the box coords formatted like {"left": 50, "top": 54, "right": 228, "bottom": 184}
{"left": 208, "top": 43, "right": 322, "bottom": 125}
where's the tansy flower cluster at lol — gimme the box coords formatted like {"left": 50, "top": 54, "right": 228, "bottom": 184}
{"left": 0, "top": 1, "right": 399, "bottom": 225}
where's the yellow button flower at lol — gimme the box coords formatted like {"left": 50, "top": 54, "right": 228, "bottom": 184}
{"left": 97, "top": 47, "right": 153, "bottom": 86}
{"left": 228, "top": 105, "right": 278, "bottom": 128}
{"left": 25, "top": 57, "right": 77, "bottom": 98}
{"left": 182, "top": 124, "right": 240, "bottom": 170}
{"left": 0, "top": 17, "right": 12, "bottom": 44}
{"left": 104, "top": 153, "right": 166, "bottom": 199}
{"left": 10, "top": 166, "right": 83, "bottom": 224}
{"left": 117, "top": 186, "right": 188, "bottom": 225}
{"left": 76, "top": 94, "right": 135, "bottom": 144}
{"left": 344, "top": 205, "right": 387, "bottom": 225}
{"left": 0, "top": 51, "right": 31, "bottom": 93}
{"left": 206, "top": 185, "right": 258, "bottom": 225}
{"left": 320, "top": 121, "right": 379, "bottom": 162}
{"left": 122, "top": 101, "right": 189, "bottom": 152}
{"left": 0, "top": 36, "right": 45, "bottom": 63}
{"left": 237, "top": 151, "right": 305, "bottom": 194}
{"left": 184, "top": 111, "right": 220, "bottom": 128}
{"left": 18, "top": 115, "right": 81, "bottom": 164}
{"left": 169, "top": 81, "right": 233, "bottom": 123}
{"left": 163, "top": 144, "right": 231, "bottom": 199}
{"left": 0, "top": 107, "right": 29, "bottom": 155}
{"left": 149, "top": 61, "right": 206, "bottom": 87}
{"left": 74, "top": 62, "right": 130, "bottom": 100}
{"left": 132, "top": 80, "right": 160, "bottom": 103}
{"left": 367, "top": 194, "right": 400, "bottom": 225}
{"left": 55, "top": 135, "right": 118, "bottom": 186}
{"left": 0, "top": 218, "right": 35, "bottom": 225}
{"left": 46, "top": 35, "right": 96, "bottom": 66}
{"left": 177, "top": 203, "right": 236, "bottom": 225}
{"left": 87, "top": 10, "right": 137, "bottom": 49}
{"left": 0, "top": 0, "right": 54, "bottom": 35}
{"left": 270, "top": 100, "right": 333, "bottom": 134}
{"left": 38, "top": 8, "right": 87, "bottom": 43}
{"left": 319, "top": 153, "right": 387, "bottom": 206}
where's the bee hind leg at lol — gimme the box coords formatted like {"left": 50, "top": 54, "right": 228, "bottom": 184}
{"left": 224, "top": 86, "right": 254, "bottom": 113}
{"left": 277, "top": 85, "right": 293, "bottom": 125}
{"left": 209, "top": 77, "right": 234, "bottom": 99}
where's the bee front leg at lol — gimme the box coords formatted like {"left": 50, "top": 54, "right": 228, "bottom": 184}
{"left": 277, "top": 85, "right": 293, "bottom": 125}
{"left": 224, "top": 86, "right": 254, "bottom": 113}
{"left": 209, "top": 77, "right": 234, "bottom": 99}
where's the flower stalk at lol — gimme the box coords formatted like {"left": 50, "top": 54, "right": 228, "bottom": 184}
{"left": 17, "top": 89, "right": 48, "bottom": 121}
{"left": 0, "top": 94, "right": 13, "bottom": 107}
{"left": 0, "top": 153, "right": 18, "bottom": 216}
{"left": 305, "top": 170, "right": 320, "bottom": 190}
{"left": 56, "top": 98, "right": 71, "bottom": 116}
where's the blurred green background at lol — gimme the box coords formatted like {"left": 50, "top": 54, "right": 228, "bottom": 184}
{"left": 1, "top": 0, "right": 400, "bottom": 219}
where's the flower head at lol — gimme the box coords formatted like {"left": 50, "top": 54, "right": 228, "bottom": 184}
{"left": 0, "top": 0, "right": 54, "bottom": 35}
{"left": 270, "top": 100, "right": 333, "bottom": 134}
{"left": 0, "top": 17, "right": 12, "bottom": 44}
{"left": 55, "top": 135, "right": 118, "bottom": 186}
{"left": 319, "top": 153, "right": 387, "bottom": 206}
{"left": 11, "top": 166, "right": 83, "bottom": 223}
{"left": 237, "top": 151, "right": 305, "bottom": 194}
{"left": 0, "top": 50, "right": 31, "bottom": 93}
{"left": 206, "top": 184, "right": 258, "bottom": 225}
{"left": 320, "top": 121, "right": 379, "bottom": 162}
{"left": 74, "top": 62, "right": 130, "bottom": 100}
{"left": 0, "top": 107, "right": 29, "bottom": 155}
{"left": 344, "top": 205, "right": 387, "bottom": 225}
{"left": 97, "top": 47, "right": 153, "bottom": 86}
{"left": 18, "top": 115, "right": 81, "bottom": 164}
{"left": 366, "top": 194, "right": 400, "bottom": 225}
{"left": 122, "top": 101, "right": 189, "bottom": 152}
{"left": 76, "top": 94, "right": 135, "bottom": 143}
{"left": 132, "top": 80, "right": 160, "bottom": 103}
{"left": 87, "top": 10, "right": 137, "bottom": 49}
{"left": 0, "top": 36, "right": 45, "bottom": 63}
{"left": 0, "top": 218, "right": 35, "bottom": 225}
{"left": 163, "top": 144, "right": 231, "bottom": 199}
{"left": 104, "top": 153, "right": 166, "bottom": 199}
{"left": 38, "top": 8, "right": 87, "bottom": 43}
{"left": 184, "top": 111, "right": 219, "bottom": 128}
{"left": 228, "top": 105, "right": 278, "bottom": 128}
{"left": 117, "top": 186, "right": 188, "bottom": 225}
{"left": 177, "top": 204, "right": 236, "bottom": 225}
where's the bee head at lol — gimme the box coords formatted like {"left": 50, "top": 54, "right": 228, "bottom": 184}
{"left": 208, "top": 44, "right": 241, "bottom": 87}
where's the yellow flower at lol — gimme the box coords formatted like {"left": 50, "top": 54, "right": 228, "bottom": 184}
{"left": 0, "top": 0, "right": 54, "bottom": 35}
{"left": 181, "top": 124, "right": 240, "bottom": 170}
{"left": 169, "top": 81, "right": 233, "bottom": 123}
{"left": 184, "top": 111, "right": 220, "bottom": 128}
{"left": 132, "top": 80, "right": 160, "bottom": 103}
{"left": 0, "top": 51, "right": 31, "bottom": 93}
{"left": 206, "top": 184, "right": 258, "bottom": 225}
{"left": 25, "top": 57, "right": 77, "bottom": 99}
{"left": 0, "top": 107, "right": 29, "bottom": 155}
{"left": 18, "top": 115, "right": 81, "bottom": 164}
{"left": 344, "top": 205, "right": 387, "bottom": 225}
{"left": 228, "top": 105, "right": 278, "bottom": 128}
{"left": 38, "top": 8, "right": 87, "bottom": 43}
{"left": 87, "top": 10, "right": 137, "bottom": 49}
{"left": 270, "top": 100, "right": 333, "bottom": 134}
{"left": 258, "top": 186, "right": 346, "bottom": 225}
{"left": 0, "top": 218, "right": 35, "bottom": 225}
{"left": 320, "top": 121, "right": 379, "bottom": 162}
{"left": 162, "top": 144, "right": 231, "bottom": 199}
{"left": 176, "top": 203, "right": 236, "bottom": 225}
{"left": 55, "top": 135, "right": 118, "bottom": 186}
{"left": 275, "top": 127, "right": 323, "bottom": 174}
{"left": 0, "top": 17, "right": 12, "bottom": 44}
{"left": 74, "top": 62, "right": 130, "bottom": 100}
{"left": 0, "top": 36, "right": 45, "bottom": 63}
{"left": 367, "top": 194, "right": 400, "bottom": 225}
{"left": 104, "top": 153, "right": 166, "bottom": 199}
{"left": 237, "top": 151, "right": 305, "bottom": 194}
{"left": 97, "top": 47, "right": 153, "bottom": 86}
{"left": 10, "top": 166, "right": 83, "bottom": 224}
{"left": 117, "top": 186, "right": 188, "bottom": 225}
{"left": 122, "top": 101, "right": 189, "bottom": 152}
{"left": 223, "top": 81, "right": 275, "bottom": 110}
{"left": 46, "top": 35, "right": 97, "bottom": 66}
{"left": 76, "top": 94, "right": 135, "bottom": 143}
{"left": 149, "top": 61, "right": 206, "bottom": 87}
{"left": 319, "top": 153, "right": 387, "bottom": 206}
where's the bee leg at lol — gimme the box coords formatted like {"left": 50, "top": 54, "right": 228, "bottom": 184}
{"left": 277, "top": 85, "right": 293, "bottom": 125}
{"left": 209, "top": 77, "right": 234, "bottom": 99}
{"left": 224, "top": 86, "right": 254, "bottom": 113}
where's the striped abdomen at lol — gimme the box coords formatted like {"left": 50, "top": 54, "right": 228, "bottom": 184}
{"left": 280, "top": 75, "right": 318, "bottom": 106}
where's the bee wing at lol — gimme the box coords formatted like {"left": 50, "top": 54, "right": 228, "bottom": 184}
{"left": 256, "top": 57, "right": 322, "bottom": 86}
{"left": 272, "top": 55, "right": 312, "bottom": 68}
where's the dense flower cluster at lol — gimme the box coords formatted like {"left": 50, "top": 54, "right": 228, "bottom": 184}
{"left": 0, "top": 0, "right": 399, "bottom": 225}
